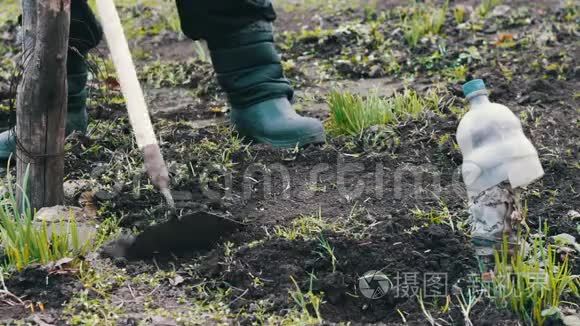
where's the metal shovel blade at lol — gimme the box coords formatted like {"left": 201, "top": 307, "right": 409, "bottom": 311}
{"left": 105, "top": 212, "right": 242, "bottom": 259}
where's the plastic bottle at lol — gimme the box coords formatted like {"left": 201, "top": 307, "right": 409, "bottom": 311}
{"left": 456, "top": 79, "right": 544, "bottom": 198}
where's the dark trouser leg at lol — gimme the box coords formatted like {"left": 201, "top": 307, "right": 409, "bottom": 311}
{"left": 67, "top": 0, "right": 103, "bottom": 134}
{"left": 175, "top": 0, "right": 324, "bottom": 147}
{"left": 175, "top": 0, "right": 292, "bottom": 108}
{"left": 0, "top": 0, "right": 102, "bottom": 160}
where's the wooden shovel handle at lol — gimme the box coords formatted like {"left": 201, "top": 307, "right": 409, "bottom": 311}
{"left": 96, "top": 0, "right": 173, "bottom": 203}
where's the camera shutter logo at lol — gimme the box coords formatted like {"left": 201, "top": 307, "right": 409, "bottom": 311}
{"left": 359, "top": 270, "right": 392, "bottom": 299}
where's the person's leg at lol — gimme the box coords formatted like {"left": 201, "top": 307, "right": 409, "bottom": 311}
{"left": 175, "top": 0, "right": 324, "bottom": 147}
{"left": 0, "top": 0, "right": 102, "bottom": 160}
{"left": 67, "top": 0, "right": 103, "bottom": 134}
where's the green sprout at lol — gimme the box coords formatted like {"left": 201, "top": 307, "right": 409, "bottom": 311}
{"left": 327, "top": 89, "right": 440, "bottom": 136}
{"left": 0, "top": 165, "right": 95, "bottom": 271}
{"left": 484, "top": 226, "right": 580, "bottom": 325}
{"left": 316, "top": 235, "right": 338, "bottom": 273}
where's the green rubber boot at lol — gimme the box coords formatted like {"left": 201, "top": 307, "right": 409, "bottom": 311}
{"left": 207, "top": 21, "right": 325, "bottom": 147}
{"left": 0, "top": 58, "right": 90, "bottom": 161}
{"left": 0, "top": 0, "right": 101, "bottom": 161}
{"left": 0, "top": 130, "right": 15, "bottom": 161}
{"left": 231, "top": 98, "right": 324, "bottom": 147}
{"left": 66, "top": 70, "right": 89, "bottom": 135}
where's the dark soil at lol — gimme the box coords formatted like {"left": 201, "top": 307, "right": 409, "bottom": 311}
{"left": 1, "top": 265, "right": 81, "bottom": 320}
{"left": 204, "top": 225, "right": 476, "bottom": 324}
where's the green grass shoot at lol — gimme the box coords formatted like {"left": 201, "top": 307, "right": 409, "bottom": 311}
{"left": 485, "top": 227, "right": 580, "bottom": 325}
{"left": 402, "top": 2, "right": 448, "bottom": 47}
{"left": 476, "top": 0, "right": 503, "bottom": 18}
{"left": 327, "top": 89, "right": 440, "bottom": 136}
{"left": 0, "top": 166, "right": 95, "bottom": 271}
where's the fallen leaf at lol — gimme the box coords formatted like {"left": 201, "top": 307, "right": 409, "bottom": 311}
{"left": 495, "top": 33, "right": 515, "bottom": 47}
{"left": 104, "top": 76, "right": 120, "bottom": 90}
{"left": 209, "top": 106, "right": 228, "bottom": 113}
{"left": 79, "top": 191, "right": 98, "bottom": 218}
{"left": 53, "top": 257, "right": 74, "bottom": 268}
{"left": 481, "top": 271, "right": 495, "bottom": 282}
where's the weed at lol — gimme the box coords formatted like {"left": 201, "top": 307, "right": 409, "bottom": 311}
{"left": 316, "top": 235, "right": 338, "bottom": 272}
{"left": 188, "top": 126, "right": 249, "bottom": 169}
{"left": 0, "top": 168, "right": 94, "bottom": 271}
{"left": 279, "top": 27, "right": 333, "bottom": 51}
{"left": 288, "top": 275, "right": 324, "bottom": 324}
{"left": 443, "top": 65, "right": 468, "bottom": 82}
{"left": 63, "top": 289, "right": 122, "bottom": 325}
{"left": 476, "top": 0, "right": 502, "bottom": 18}
{"left": 274, "top": 211, "right": 340, "bottom": 241}
{"left": 454, "top": 288, "right": 482, "bottom": 326}
{"left": 402, "top": 14, "right": 425, "bottom": 48}
{"left": 306, "top": 182, "right": 327, "bottom": 193}
{"left": 396, "top": 308, "right": 407, "bottom": 323}
{"left": 453, "top": 5, "right": 467, "bottom": 24}
{"left": 327, "top": 91, "right": 395, "bottom": 136}
{"left": 327, "top": 89, "right": 439, "bottom": 136}
{"left": 484, "top": 227, "right": 580, "bottom": 325}
{"left": 192, "top": 40, "right": 211, "bottom": 63}
{"left": 62, "top": 261, "right": 129, "bottom": 325}
{"left": 561, "top": 0, "right": 578, "bottom": 22}
{"left": 417, "top": 291, "right": 441, "bottom": 326}
{"left": 498, "top": 61, "right": 514, "bottom": 81}
{"left": 449, "top": 105, "right": 468, "bottom": 119}
{"left": 106, "top": 0, "right": 181, "bottom": 40}
{"left": 139, "top": 60, "right": 194, "bottom": 88}
{"left": 410, "top": 201, "right": 458, "bottom": 232}
{"left": 402, "top": 3, "right": 448, "bottom": 48}
{"left": 411, "top": 206, "right": 448, "bottom": 227}
{"left": 0, "top": 0, "right": 19, "bottom": 25}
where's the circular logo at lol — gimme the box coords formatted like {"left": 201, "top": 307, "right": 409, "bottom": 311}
{"left": 358, "top": 270, "right": 392, "bottom": 299}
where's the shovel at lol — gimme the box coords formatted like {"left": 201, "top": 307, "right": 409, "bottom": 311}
{"left": 95, "top": 0, "right": 240, "bottom": 258}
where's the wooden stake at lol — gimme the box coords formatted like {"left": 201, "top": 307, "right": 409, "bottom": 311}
{"left": 16, "top": 0, "right": 70, "bottom": 210}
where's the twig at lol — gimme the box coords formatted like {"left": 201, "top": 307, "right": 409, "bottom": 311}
{"left": 127, "top": 284, "right": 136, "bottom": 300}
{"left": 228, "top": 288, "right": 248, "bottom": 307}
{"left": 0, "top": 270, "right": 26, "bottom": 306}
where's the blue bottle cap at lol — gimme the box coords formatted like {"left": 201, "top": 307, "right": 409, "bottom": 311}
{"left": 462, "top": 79, "right": 487, "bottom": 98}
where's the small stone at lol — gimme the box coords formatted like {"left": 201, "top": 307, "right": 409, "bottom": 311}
{"left": 491, "top": 5, "right": 511, "bottom": 17}
{"left": 368, "top": 65, "right": 384, "bottom": 78}
{"left": 31, "top": 314, "right": 55, "bottom": 326}
{"left": 35, "top": 206, "right": 97, "bottom": 245}
{"left": 94, "top": 190, "right": 118, "bottom": 201}
{"left": 563, "top": 315, "right": 580, "bottom": 326}
{"left": 36, "top": 205, "right": 85, "bottom": 222}
{"left": 150, "top": 316, "right": 177, "bottom": 326}
{"left": 566, "top": 210, "right": 579, "bottom": 220}
{"left": 100, "top": 234, "right": 136, "bottom": 259}
{"left": 90, "top": 165, "right": 108, "bottom": 178}
{"left": 63, "top": 179, "right": 92, "bottom": 199}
